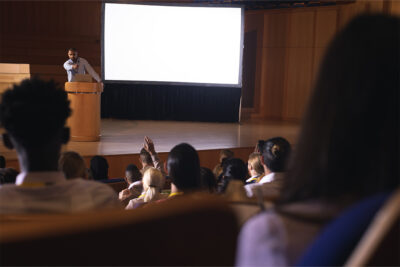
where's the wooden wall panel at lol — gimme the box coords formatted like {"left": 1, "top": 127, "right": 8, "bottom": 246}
{"left": 263, "top": 12, "right": 289, "bottom": 47}
{"left": 337, "top": 2, "right": 369, "bottom": 30}
{"left": 0, "top": 1, "right": 102, "bottom": 84}
{"left": 312, "top": 9, "right": 338, "bottom": 81}
{"left": 260, "top": 47, "right": 286, "bottom": 119}
{"left": 0, "top": 1, "right": 101, "bottom": 37}
{"left": 287, "top": 11, "right": 315, "bottom": 47}
{"left": 241, "top": 31, "right": 257, "bottom": 109}
{"left": 283, "top": 47, "right": 314, "bottom": 120}
{"left": 254, "top": 12, "right": 289, "bottom": 120}
{"left": 366, "top": 1, "right": 385, "bottom": 13}
{"left": 389, "top": 0, "right": 400, "bottom": 15}
{"left": 282, "top": 11, "right": 314, "bottom": 120}
{"left": 241, "top": 12, "right": 264, "bottom": 118}
{"left": 250, "top": 0, "right": 391, "bottom": 122}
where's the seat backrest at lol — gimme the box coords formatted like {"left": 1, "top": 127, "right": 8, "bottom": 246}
{"left": 345, "top": 188, "right": 400, "bottom": 266}
{"left": 101, "top": 178, "right": 127, "bottom": 193}
{"left": 0, "top": 193, "right": 239, "bottom": 266}
{"left": 106, "top": 180, "right": 128, "bottom": 193}
{"left": 296, "top": 190, "right": 398, "bottom": 266}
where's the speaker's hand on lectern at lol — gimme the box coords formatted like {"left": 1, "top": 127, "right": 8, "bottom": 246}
{"left": 99, "top": 82, "right": 104, "bottom": 91}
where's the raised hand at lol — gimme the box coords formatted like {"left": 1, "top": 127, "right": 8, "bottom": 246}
{"left": 144, "top": 136, "right": 156, "bottom": 155}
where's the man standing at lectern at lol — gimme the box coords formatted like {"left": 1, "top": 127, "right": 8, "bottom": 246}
{"left": 63, "top": 48, "right": 102, "bottom": 84}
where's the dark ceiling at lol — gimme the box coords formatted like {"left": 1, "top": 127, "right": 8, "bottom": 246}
{"left": 193, "top": 1, "right": 353, "bottom": 10}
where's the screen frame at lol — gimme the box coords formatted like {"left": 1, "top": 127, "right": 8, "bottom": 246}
{"left": 101, "top": 1, "right": 245, "bottom": 88}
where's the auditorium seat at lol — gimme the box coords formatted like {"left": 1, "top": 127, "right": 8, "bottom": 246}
{"left": 0, "top": 193, "right": 239, "bottom": 266}
{"left": 296, "top": 189, "right": 400, "bottom": 266}
{"left": 101, "top": 178, "right": 127, "bottom": 193}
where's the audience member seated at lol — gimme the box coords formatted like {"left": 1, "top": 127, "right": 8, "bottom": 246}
{"left": 0, "top": 78, "right": 121, "bottom": 213}
{"left": 167, "top": 143, "right": 202, "bottom": 198}
{"left": 236, "top": 14, "right": 399, "bottom": 266}
{"left": 213, "top": 149, "right": 234, "bottom": 180}
{"left": 0, "top": 155, "right": 5, "bottom": 168}
{"left": 125, "top": 167, "right": 166, "bottom": 209}
{"left": 200, "top": 167, "right": 217, "bottom": 193}
{"left": 218, "top": 158, "right": 249, "bottom": 202}
{"left": 245, "top": 152, "right": 264, "bottom": 184}
{"left": 139, "top": 148, "right": 153, "bottom": 174}
{"left": 90, "top": 155, "right": 109, "bottom": 181}
{"left": 118, "top": 164, "right": 142, "bottom": 202}
{"left": 245, "top": 137, "right": 291, "bottom": 198}
{"left": 58, "top": 151, "right": 87, "bottom": 179}
{"left": 0, "top": 168, "right": 18, "bottom": 184}
{"left": 0, "top": 154, "right": 18, "bottom": 185}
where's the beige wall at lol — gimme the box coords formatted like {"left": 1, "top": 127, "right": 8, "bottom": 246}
{"left": 244, "top": 0, "right": 399, "bottom": 122}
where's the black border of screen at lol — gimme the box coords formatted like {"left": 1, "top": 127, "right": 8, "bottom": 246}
{"left": 101, "top": 1, "right": 244, "bottom": 88}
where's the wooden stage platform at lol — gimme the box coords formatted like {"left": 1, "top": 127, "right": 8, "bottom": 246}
{"left": 0, "top": 119, "right": 300, "bottom": 178}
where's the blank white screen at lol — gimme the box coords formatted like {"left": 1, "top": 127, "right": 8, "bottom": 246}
{"left": 104, "top": 3, "right": 242, "bottom": 85}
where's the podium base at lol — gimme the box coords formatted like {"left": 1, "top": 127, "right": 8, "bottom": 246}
{"left": 65, "top": 82, "right": 102, "bottom": 143}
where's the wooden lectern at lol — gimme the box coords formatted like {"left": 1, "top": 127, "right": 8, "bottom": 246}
{"left": 65, "top": 82, "right": 102, "bottom": 142}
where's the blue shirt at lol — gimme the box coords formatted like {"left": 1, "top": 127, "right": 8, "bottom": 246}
{"left": 63, "top": 57, "right": 101, "bottom": 82}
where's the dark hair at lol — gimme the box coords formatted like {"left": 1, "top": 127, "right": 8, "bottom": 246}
{"left": 0, "top": 168, "right": 18, "bottom": 184}
{"left": 0, "top": 78, "right": 71, "bottom": 148}
{"left": 280, "top": 15, "right": 399, "bottom": 203}
{"left": 90, "top": 156, "right": 109, "bottom": 180}
{"left": 58, "top": 151, "right": 86, "bottom": 179}
{"left": 0, "top": 156, "right": 5, "bottom": 168}
{"left": 200, "top": 167, "right": 217, "bottom": 193}
{"left": 219, "top": 149, "right": 234, "bottom": 161}
{"left": 125, "top": 164, "right": 142, "bottom": 183}
{"left": 218, "top": 158, "right": 247, "bottom": 193}
{"left": 167, "top": 143, "right": 201, "bottom": 192}
{"left": 261, "top": 137, "right": 291, "bottom": 172}
{"left": 68, "top": 48, "right": 77, "bottom": 52}
{"left": 222, "top": 158, "right": 248, "bottom": 182}
{"left": 140, "top": 148, "right": 153, "bottom": 165}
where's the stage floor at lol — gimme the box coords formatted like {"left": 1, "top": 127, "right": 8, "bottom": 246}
{"left": 0, "top": 119, "right": 300, "bottom": 160}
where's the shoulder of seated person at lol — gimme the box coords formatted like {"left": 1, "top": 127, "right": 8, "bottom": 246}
{"left": 245, "top": 182, "right": 261, "bottom": 190}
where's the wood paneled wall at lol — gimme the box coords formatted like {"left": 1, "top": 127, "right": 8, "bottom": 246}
{"left": 0, "top": 1, "right": 102, "bottom": 85}
{"left": 244, "top": 0, "right": 399, "bottom": 122}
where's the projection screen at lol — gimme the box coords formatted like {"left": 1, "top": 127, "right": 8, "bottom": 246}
{"left": 103, "top": 3, "right": 244, "bottom": 87}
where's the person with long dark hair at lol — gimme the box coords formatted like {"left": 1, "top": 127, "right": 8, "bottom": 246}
{"left": 217, "top": 158, "right": 248, "bottom": 194}
{"left": 167, "top": 143, "right": 202, "bottom": 197}
{"left": 236, "top": 14, "right": 399, "bottom": 266}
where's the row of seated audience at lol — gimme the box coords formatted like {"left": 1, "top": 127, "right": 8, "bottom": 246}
{"left": 0, "top": 14, "right": 398, "bottom": 266}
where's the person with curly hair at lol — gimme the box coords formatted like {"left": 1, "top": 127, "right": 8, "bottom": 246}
{"left": 0, "top": 78, "right": 120, "bottom": 213}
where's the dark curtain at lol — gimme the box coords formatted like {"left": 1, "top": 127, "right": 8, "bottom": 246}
{"left": 101, "top": 83, "right": 241, "bottom": 122}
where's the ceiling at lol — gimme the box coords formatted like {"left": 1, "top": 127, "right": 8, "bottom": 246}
{"left": 192, "top": 0, "right": 353, "bottom": 10}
